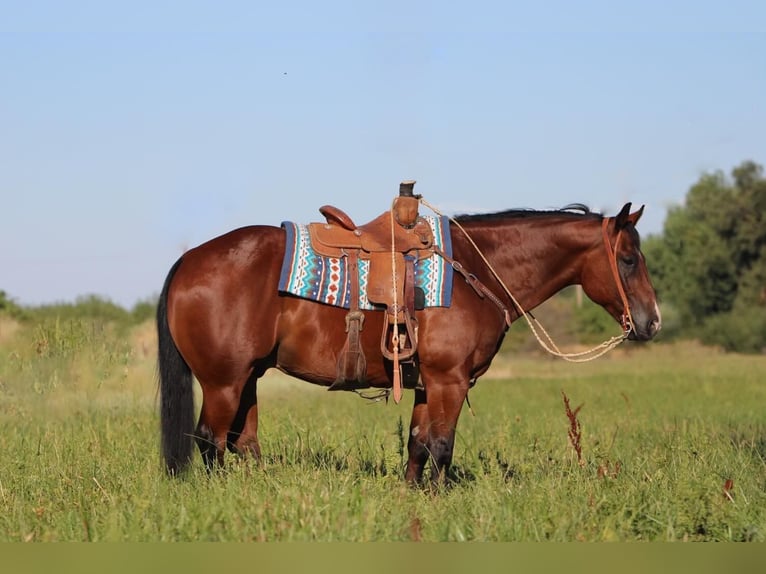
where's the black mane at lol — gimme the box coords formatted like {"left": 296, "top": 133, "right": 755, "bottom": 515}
{"left": 453, "top": 203, "right": 603, "bottom": 223}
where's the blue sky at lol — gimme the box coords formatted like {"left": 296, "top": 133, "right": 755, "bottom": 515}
{"left": 2, "top": 1, "right": 765, "bottom": 308}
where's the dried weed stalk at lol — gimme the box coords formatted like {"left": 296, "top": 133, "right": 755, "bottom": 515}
{"left": 562, "top": 390, "right": 585, "bottom": 467}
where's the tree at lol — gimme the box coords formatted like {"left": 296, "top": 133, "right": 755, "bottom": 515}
{"left": 645, "top": 160, "right": 766, "bottom": 352}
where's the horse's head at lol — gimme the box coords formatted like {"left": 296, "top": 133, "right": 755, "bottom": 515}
{"left": 581, "top": 203, "right": 661, "bottom": 341}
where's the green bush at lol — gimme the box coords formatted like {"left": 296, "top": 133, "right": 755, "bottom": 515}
{"left": 0, "top": 290, "right": 27, "bottom": 320}
{"left": 20, "top": 294, "right": 158, "bottom": 333}
{"left": 27, "top": 294, "right": 130, "bottom": 323}
{"left": 700, "top": 309, "right": 766, "bottom": 353}
{"left": 130, "top": 297, "right": 157, "bottom": 324}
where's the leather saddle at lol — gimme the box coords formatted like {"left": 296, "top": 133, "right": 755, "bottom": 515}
{"left": 307, "top": 186, "right": 433, "bottom": 396}
{"left": 309, "top": 205, "right": 433, "bottom": 316}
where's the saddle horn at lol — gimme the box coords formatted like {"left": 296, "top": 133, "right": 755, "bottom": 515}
{"left": 399, "top": 180, "right": 417, "bottom": 198}
{"left": 395, "top": 180, "right": 420, "bottom": 228}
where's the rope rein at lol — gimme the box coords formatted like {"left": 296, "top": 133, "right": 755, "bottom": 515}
{"left": 419, "top": 197, "right": 630, "bottom": 362}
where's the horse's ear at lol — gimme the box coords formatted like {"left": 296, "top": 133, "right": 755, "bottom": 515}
{"left": 614, "top": 202, "right": 632, "bottom": 230}
{"left": 615, "top": 203, "right": 644, "bottom": 230}
{"left": 628, "top": 204, "right": 645, "bottom": 227}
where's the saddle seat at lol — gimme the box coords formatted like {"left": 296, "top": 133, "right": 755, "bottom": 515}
{"left": 310, "top": 206, "right": 434, "bottom": 258}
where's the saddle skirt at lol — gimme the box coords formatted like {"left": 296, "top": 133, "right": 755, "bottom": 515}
{"left": 278, "top": 215, "right": 453, "bottom": 310}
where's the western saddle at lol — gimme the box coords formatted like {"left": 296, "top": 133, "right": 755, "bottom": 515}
{"left": 307, "top": 181, "right": 434, "bottom": 400}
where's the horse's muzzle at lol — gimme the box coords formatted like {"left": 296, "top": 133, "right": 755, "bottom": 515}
{"left": 628, "top": 316, "right": 662, "bottom": 341}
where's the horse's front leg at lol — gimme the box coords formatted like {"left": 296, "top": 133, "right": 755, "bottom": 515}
{"left": 407, "top": 371, "right": 469, "bottom": 485}
{"left": 428, "top": 376, "right": 470, "bottom": 484}
{"left": 405, "top": 388, "right": 429, "bottom": 484}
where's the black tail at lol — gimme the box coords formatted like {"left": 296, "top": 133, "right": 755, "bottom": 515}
{"left": 157, "top": 257, "right": 196, "bottom": 475}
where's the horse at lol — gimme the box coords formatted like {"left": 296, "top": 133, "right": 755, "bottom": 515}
{"left": 157, "top": 201, "right": 661, "bottom": 484}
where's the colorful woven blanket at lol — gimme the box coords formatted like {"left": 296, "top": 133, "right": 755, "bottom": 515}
{"left": 278, "top": 215, "right": 453, "bottom": 310}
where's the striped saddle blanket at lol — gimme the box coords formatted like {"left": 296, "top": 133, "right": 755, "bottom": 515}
{"left": 278, "top": 215, "right": 453, "bottom": 310}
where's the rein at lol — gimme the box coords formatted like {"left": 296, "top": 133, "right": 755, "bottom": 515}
{"left": 420, "top": 197, "right": 631, "bottom": 362}
{"left": 389, "top": 200, "right": 403, "bottom": 404}
{"left": 432, "top": 245, "right": 512, "bottom": 329}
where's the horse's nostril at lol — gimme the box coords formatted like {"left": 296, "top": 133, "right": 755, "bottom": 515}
{"left": 648, "top": 319, "right": 661, "bottom": 336}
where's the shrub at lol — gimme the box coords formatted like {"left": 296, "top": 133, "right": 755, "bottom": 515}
{"left": 0, "top": 290, "right": 27, "bottom": 320}
{"left": 700, "top": 309, "right": 766, "bottom": 354}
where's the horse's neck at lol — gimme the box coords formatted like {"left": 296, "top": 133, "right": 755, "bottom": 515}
{"left": 460, "top": 217, "right": 597, "bottom": 314}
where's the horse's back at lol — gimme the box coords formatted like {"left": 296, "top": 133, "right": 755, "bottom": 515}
{"left": 179, "top": 224, "right": 283, "bottom": 268}
{"left": 171, "top": 224, "right": 284, "bottom": 300}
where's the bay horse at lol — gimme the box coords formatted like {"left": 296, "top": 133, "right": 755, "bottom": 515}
{"left": 157, "top": 201, "right": 661, "bottom": 483}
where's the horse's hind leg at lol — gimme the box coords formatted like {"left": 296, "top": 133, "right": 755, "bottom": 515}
{"left": 195, "top": 419, "right": 216, "bottom": 470}
{"left": 196, "top": 385, "right": 240, "bottom": 470}
{"left": 228, "top": 373, "right": 262, "bottom": 460}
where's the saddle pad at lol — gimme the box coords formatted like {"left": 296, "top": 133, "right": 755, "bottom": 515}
{"left": 279, "top": 215, "right": 453, "bottom": 310}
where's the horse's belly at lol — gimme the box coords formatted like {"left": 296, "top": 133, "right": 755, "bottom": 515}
{"left": 274, "top": 300, "right": 392, "bottom": 388}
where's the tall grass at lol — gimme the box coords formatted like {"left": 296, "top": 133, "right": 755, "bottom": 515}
{"left": 0, "top": 316, "right": 764, "bottom": 541}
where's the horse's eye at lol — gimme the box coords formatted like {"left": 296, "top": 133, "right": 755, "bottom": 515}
{"left": 621, "top": 256, "right": 636, "bottom": 266}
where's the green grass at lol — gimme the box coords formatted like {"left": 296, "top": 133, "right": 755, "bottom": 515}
{"left": 1, "top": 318, "right": 764, "bottom": 541}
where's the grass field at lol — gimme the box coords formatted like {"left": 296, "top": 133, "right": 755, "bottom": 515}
{"left": 1, "top": 317, "right": 764, "bottom": 541}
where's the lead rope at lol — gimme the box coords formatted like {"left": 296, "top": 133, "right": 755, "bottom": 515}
{"left": 419, "top": 197, "right": 629, "bottom": 362}
{"left": 389, "top": 201, "right": 403, "bottom": 403}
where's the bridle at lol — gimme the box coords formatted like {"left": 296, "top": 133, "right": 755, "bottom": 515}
{"left": 601, "top": 217, "right": 634, "bottom": 336}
